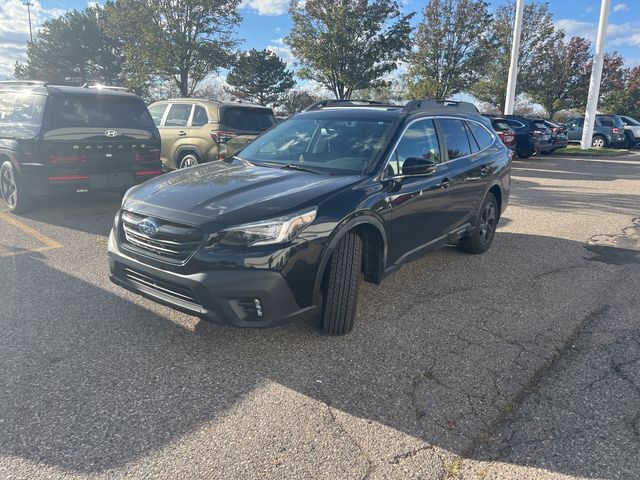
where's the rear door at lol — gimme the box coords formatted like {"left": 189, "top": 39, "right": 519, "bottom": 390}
{"left": 437, "top": 118, "right": 491, "bottom": 227}
{"left": 566, "top": 118, "right": 584, "bottom": 141}
{"left": 218, "top": 106, "right": 276, "bottom": 156}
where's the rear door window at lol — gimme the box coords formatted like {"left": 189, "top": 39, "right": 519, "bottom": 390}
{"left": 598, "top": 117, "right": 614, "bottom": 127}
{"left": 164, "top": 104, "right": 192, "bottom": 127}
{"left": 467, "top": 121, "right": 494, "bottom": 150}
{"left": 506, "top": 119, "right": 525, "bottom": 130}
{"left": 220, "top": 107, "right": 276, "bottom": 132}
{"left": 438, "top": 118, "right": 472, "bottom": 160}
{"left": 45, "top": 94, "right": 154, "bottom": 129}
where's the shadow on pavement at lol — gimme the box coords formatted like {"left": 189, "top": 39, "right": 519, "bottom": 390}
{"left": 1, "top": 228, "right": 638, "bottom": 478}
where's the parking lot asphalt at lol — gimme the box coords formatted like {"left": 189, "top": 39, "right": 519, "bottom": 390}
{"left": 1, "top": 152, "right": 639, "bottom": 480}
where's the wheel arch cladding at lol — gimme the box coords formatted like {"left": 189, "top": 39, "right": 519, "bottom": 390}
{"left": 175, "top": 146, "right": 203, "bottom": 163}
{"left": 489, "top": 184, "right": 502, "bottom": 218}
{"left": 313, "top": 214, "right": 387, "bottom": 305}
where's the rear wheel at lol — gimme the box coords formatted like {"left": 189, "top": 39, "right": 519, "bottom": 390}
{"left": 591, "top": 135, "right": 607, "bottom": 148}
{"left": 459, "top": 193, "right": 498, "bottom": 254}
{"left": 319, "top": 232, "right": 363, "bottom": 335}
{"left": 0, "top": 160, "right": 34, "bottom": 214}
{"left": 178, "top": 152, "right": 200, "bottom": 169}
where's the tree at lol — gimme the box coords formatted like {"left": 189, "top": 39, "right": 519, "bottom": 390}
{"left": 600, "top": 66, "right": 640, "bottom": 119}
{"left": 286, "top": 0, "right": 414, "bottom": 100}
{"left": 279, "top": 90, "right": 323, "bottom": 115}
{"left": 471, "top": 1, "right": 563, "bottom": 112}
{"left": 405, "top": 0, "right": 494, "bottom": 99}
{"left": 526, "top": 37, "right": 592, "bottom": 119}
{"left": 14, "top": 7, "right": 123, "bottom": 85}
{"left": 353, "top": 78, "right": 407, "bottom": 103}
{"left": 225, "top": 49, "right": 295, "bottom": 106}
{"left": 103, "top": 0, "right": 241, "bottom": 97}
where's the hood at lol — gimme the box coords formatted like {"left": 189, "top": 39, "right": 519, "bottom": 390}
{"left": 124, "top": 159, "right": 361, "bottom": 228}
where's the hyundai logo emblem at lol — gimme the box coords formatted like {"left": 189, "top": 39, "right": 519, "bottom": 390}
{"left": 138, "top": 218, "right": 160, "bottom": 236}
{"left": 105, "top": 129, "right": 118, "bottom": 138}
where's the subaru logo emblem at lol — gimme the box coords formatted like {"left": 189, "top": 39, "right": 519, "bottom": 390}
{"left": 138, "top": 218, "right": 160, "bottom": 236}
{"left": 105, "top": 129, "right": 118, "bottom": 138}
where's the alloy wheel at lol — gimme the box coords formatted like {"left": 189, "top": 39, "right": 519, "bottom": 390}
{"left": 591, "top": 137, "right": 606, "bottom": 148}
{"left": 179, "top": 155, "right": 199, "bottom": 168}
{"left": 479, "top": 201, "right": 497, "bottom": 245}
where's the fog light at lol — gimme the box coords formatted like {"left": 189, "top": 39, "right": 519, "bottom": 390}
{"left": 254, "top": 299, "right": 264, "bottom": 318}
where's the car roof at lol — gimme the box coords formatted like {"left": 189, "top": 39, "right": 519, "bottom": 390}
{"left": 0, "top": 83, "right": 139, "bottom": 99}
{"left": 151, "top": 98, "right": 272, "bottom": 110}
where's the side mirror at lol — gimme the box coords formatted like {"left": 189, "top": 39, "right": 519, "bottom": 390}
{"left": 402, "top": 157, "right": 437, "bottom": 176}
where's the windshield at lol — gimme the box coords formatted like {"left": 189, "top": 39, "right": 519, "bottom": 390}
{"left": 45, "top": 94, "right": 155, "bottom": 130}
{"left": 236, "top": 115, "right": 395, "bottom": 175}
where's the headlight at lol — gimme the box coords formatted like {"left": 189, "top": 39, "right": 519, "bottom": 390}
{"left": 207, "top": 208, "right": 317, "bottom": 247}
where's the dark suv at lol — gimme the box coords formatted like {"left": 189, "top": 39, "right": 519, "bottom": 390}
{"left": 504, "top": 115, "right": 553, "bottom": 158}
{"left": 108, "top": 99, "right": 511, "bottom": 335}
{"left": 0, "top": 81, "right": 161, "bottom": 213}
{"left": 563, "top": 115, "right": 626, "bottom": 148}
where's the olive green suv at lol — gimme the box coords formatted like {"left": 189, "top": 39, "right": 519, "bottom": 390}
{"left": 147, "top": 99, "right": 276, "bottom": 169}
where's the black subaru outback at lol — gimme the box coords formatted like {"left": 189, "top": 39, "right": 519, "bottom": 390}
{"left": 0, "top": 81, "right": 162, "bottom": 213}
{"left": 108, "top": 99, "right": 511, "bottom": 335}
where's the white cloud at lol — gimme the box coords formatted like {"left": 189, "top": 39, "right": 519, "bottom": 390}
{"left": 244, "top": 0, "right": 288, "bottom": 16}
{"left": 0, "top": 0, "right": 65, "bottom": 74}
{"left": 613, "top": 3, "right": 629, "bottom": 13}
{"left": 266, "top": 38, "right": 295, "bottom": 67}
{"left": 555, "top": 18, "right": 640, "bottom": 48}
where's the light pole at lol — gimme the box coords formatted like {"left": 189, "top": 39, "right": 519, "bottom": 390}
{"left": 23, "top": 2, "right": 33, "bottom": 43}
{"left": 581, "top": 0, "right": 611, "bottom": 149}
{"left": 504, "top": 0, "right": 524, "bottom": 115}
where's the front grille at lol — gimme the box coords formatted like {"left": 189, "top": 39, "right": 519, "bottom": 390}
{"left": 121, "top": 266, "right": 201, "bottom": 309}
{"left": 119, "top": 210, "right": 204, "bottom": 263}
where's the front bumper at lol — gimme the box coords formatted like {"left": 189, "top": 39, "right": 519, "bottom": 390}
{"left": 107, "top": 232, "right": 316, "bottom": 327}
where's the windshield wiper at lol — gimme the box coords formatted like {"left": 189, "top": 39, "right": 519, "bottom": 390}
{"left": 279, "top": 164, "right": 324, "bottom": 175}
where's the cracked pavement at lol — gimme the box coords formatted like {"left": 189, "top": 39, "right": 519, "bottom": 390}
{"left": 1, "top": 152, "right": 639, "bottom": 479}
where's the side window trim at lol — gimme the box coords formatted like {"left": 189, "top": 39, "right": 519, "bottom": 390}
{"left": 464, "top": 121, "right": 480, "bottom": 153}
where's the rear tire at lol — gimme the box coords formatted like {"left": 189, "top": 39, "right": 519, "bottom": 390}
{"left": 591, "top": 135, "right": 607, "bottom": 148}
{"left": 459, "top": 193, "right": 498, "bottom": 254}
{"left": 319, "top": 232, "right": 363, "bottom": 335}
{"left": 0, "top": 160, "right": 34, "bottom": 214}
{"left": 178, "top": 152, "right": 200, "bottom": 169}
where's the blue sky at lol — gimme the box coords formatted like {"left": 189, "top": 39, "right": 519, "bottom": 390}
{"left": 1, "top": 0, "right": 639, "bottom": 79}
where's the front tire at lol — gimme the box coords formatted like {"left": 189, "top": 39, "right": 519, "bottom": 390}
{"left": 459, "top": 193, "right": 498, "bottom": 254}
{"left": 0, "top": 160, "right": 34, "bottom": 214}
{"left": 319, "top": 232, "right": 363, "bottom": 335}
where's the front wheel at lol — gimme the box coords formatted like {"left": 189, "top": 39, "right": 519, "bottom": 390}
{"left": 459, "top": 193, "right": 498, "bottom": 254}
{"left": 319, "top": 232, "right": 363, "bottom": 335}
{"left": 0, "top": 160, "right": 34, "bottom": 214}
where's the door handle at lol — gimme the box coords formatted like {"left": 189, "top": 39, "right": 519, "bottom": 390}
{"left": 480, "top": 166, "right": 489, "bottom": 176}
{"left": 178, "top": 130, "right": 187, "bottom": 136}
{"left": 440, "top": 178, "right": 451, "bottom": 189}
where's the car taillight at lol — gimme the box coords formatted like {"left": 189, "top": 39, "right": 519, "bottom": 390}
{"left": 612, "top": 127, "right": 620, "bottom": 134}
{"left": 211, "top": 130, "right": 237, "bottom": 144}
{"left": 49, "top": 154, "right": 88, "bottom": 164}
{"left": 505, "top": 134, "right": 515, "bottom": 144}
{"left": 134, "top": 149, "right": 161, "bottom": 161}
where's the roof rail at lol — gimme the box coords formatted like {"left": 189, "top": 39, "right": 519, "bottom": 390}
{"left": 403, "top": 99, "right": 479, "bottom": 114}
{"left": 81, "top": 82, "right": 132, "bottom": 93}
{"left": 0, "top": 80, "right": 47, "bottom": 87}
{"left": 304, "top": 99, "right": 396, "bottom": 111}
